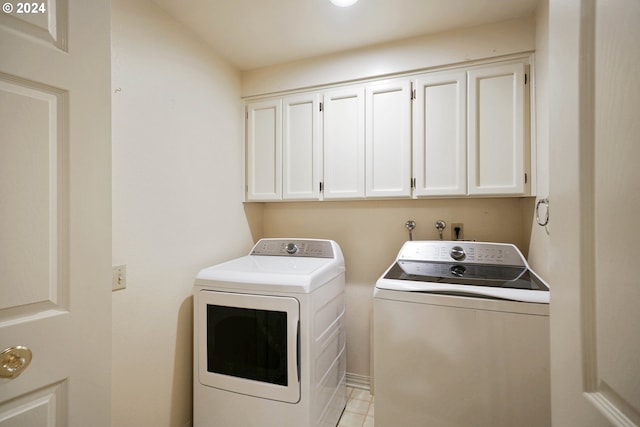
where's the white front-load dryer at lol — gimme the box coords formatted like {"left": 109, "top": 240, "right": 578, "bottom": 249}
{"left": 194, "top": 239, "right": 346, "bottom": 427}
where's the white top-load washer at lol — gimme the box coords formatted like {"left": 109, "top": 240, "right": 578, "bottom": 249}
{"left": 374, "top": 241, "right": 550, "bottom": 427}
{"left": 194, "top": 238, "right": 346, "bottom": 427}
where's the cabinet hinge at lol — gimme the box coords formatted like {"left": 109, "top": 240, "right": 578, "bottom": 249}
{"left": 525, "top": 74, "right": 528, "bottom": 85}
{"left": 411, "top": 89, "right": 416, "bottom": 100}
{"left": 319, "top": 182, "right": 324, "bottom": 192}
{"left": 525, "top": 173, "right": 528, "bottom": 184}
{"left": 319, "top": 102, "right": 323, "bottom": 112}
{"left": 411, "top": 177, "right": 416, "bottom": 189}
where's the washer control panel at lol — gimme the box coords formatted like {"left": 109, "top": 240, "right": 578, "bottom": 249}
{"left": 397, "top": 241, "right": 526, "bottom": 266}
{"left": 250, "top": 239, "right": 335, "bottom": 258}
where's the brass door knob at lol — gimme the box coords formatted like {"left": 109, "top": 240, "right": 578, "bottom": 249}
{"left": 0, "top": 346, "right": 32, "bottom": 379}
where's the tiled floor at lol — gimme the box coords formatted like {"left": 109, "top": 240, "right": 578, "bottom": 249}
{"left": 338, "top": 387, "right": 374, "bottom": 427}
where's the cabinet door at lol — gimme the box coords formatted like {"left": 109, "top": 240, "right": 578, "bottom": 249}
{"left": 365, "top": 81, "right": 412, "bottom": 198}
{"left": 283, "top": 93, "right": 321, "bottom": 200}
{"left": 413, "top": 71, "right": 467, "bottom": 196}
{"left": 322, "top": 87, "right": 365, "bottom": 199}
{"left": 246, "top": 99, "right": 282, "bottom": 201}
{"left": 468, "top": 63, "right": 527, "bottom": 195}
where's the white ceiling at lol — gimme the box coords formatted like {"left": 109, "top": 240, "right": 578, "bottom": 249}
{"left": 150, "top": 0, "right": 539, "bottom": 71}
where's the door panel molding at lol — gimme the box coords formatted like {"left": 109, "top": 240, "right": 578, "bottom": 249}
{"left": 0, "top": 0, "right": 68, "bottom": 51}
{"left": 0, "top": 380, "right": 67, "bottom": 426}
{"left": 0, "top": 73, "right": 69, "bottom": 326}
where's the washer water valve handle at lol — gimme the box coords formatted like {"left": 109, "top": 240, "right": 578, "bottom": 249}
{"left": 405, "top": 220, "right": 416, "bottom": 241}
{"left": 435, "top": 220, "right": 447, "bottom": 240}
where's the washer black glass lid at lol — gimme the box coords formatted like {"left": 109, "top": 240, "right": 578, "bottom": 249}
{"left": 384, "top": 261, "right": 549, "bottom": 291}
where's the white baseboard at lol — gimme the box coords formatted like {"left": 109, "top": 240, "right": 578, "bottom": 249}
{"left": 346, "top": 372, "right": 371, "bottom": 391}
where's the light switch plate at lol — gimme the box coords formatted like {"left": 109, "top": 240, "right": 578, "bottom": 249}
{"left": 112, "top": 265, "right": 126, "bottom": 291}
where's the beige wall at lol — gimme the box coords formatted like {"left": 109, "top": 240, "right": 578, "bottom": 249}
{"left": 241, "top": 16, "right": 535, "bottom": 97}
{"left": 111, "top": 1, "right": 258, "bottom": 426}
{"left": 262, "top": 197, "right": 536, "bottom": 379}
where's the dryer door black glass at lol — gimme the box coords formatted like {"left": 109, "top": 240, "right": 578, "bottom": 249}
{"left": 206, "top": 305, "right": 288, "bottom": 386}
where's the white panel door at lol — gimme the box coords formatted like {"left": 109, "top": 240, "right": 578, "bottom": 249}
{"left": 592, "top": 0, "right": 640, "bottom": 423}
{"left": 365, "top": 80, "right": 411, "bottom": 198}
{"left": 322, "top": 87, "right": 365, "bottom": 200}
{"left": 549, "top": 0, "right": 640, "bottom": 425}
{"left": 468, "top": 63, "right": 527, "bottom": 195}
{"left": 0, "top": 0, "right": 112, "bottom": 426}
{"left": 282, "top": 93, "right": 321, "bottom": 200}
{"left": 246, "top": 99, "right": 282, "bottom": 201}
{"left": 413, "top": 71, "right": 467, "bottom": 197}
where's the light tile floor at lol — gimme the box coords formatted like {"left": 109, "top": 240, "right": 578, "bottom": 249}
{"left": 338, "top": 387, "right": 374, "bottom": 427}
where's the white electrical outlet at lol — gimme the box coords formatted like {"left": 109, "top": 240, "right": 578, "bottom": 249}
{"left": 112, "top": 265, "right": 127, "bottom": 291}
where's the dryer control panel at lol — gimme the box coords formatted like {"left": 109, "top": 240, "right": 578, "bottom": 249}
{"left": 250, "top": 239, "right": 335, "bottom": 258}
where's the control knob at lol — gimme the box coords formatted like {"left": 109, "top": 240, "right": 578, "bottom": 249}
{"left": 285, "top": 243, "right": 298, "bottom": 255}
{"left": 450, "top": 246, "right": 466, "bottom": 261}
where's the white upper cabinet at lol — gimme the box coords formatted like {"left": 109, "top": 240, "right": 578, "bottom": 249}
{"left": 322, "top": 86, "right": 366, "bottom": 200}
{"left": 467, "top": 62, "right": 528, "bottom": 195}
{"left": 413, "top": 71, "right": 467, "bottom": 196}
{"left": 244, "top": 57, "right": 532, "bottom": 202}
{"left": 365, "top": 80, "right": 412, "bottom": 198}
{"left": 282, "top": 93, "right": 321, "bottom": 200}
{"left": 245, "top": 94, "right": 320, "bottom": 201}
{"left": 246, "top": 98, "right": 282, "bottom": 201}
